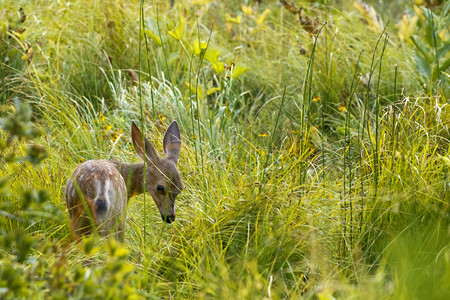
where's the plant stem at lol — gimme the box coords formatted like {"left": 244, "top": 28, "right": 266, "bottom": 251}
{"left": 141, "top": 3, "right": 156, "bottom": 119}
{"left": 1, "top": 62, "right": 5, "bottom": 105}
{"left": 374, "top": 33, "right": 389, "bottom": 194}
{"left": 427, "top": 0, "right": 441, "bottom": 83}
{"left": 139, "top": 0, "right": 147, "bottom": 246}
{"left": 259, "top": 87, "right": 286, "bottom": 195}
{"left": 345, "top": 50, "right": 363, "bottom": 247}
{"left": 359, "top": 21, "right": 389, "bottom": 234}
{"left": 156, "top": 4, "right": 172, "bottom": 82}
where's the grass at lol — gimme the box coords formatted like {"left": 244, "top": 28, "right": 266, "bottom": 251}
{"left": 1, "top": 0, "right": 449, "bottom": 299}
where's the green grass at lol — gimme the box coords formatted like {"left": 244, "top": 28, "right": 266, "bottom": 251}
{"left": 1, "top": 0, "right": 449, "bottom": 299}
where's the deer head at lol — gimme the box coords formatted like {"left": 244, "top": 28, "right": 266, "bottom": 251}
{"left": 131, "top": 121, "right": 183, "bottom": 223}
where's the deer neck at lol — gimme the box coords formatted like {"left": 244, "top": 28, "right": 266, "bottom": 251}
{"left": 113, "top": 161, "right": 148, "bottom": 198}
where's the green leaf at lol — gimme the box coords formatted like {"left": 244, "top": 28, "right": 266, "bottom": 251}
{"left": 211, "top": 61, "right": 224, "bottom": 74}
{"left": 192, "top": 39, "right": 208, "bottom": 56}
{"left": 441, "top": 1, "right": 450, "bottom": 18}
{"left": 438, "top": 155, "right": 450, "bottom": 168}
{"left": 0, "top": 175, "right": 9, "bottom": 196}
{"left": 107, "top": 238, "right": 130, "bottom": 260}
{"left": 424, "top": 18, "right": 434, "bottom": 46}
{"left": 82, "top": 237, "right": 100, "bottom": 256}
{"left": 440, "top": 56, "right": 450, "bottom": 73}
{"left": 437, "top": 41, "right": 450, "bottom": 61}
{"left": 231, "top": 65, "right": 249, "bottom": 79}
{"left": 218, "top": 106, "right": 227, "bottom": 118}
{"left": 144, "top": 18, "right": 162, "bottom": 46}
{"left": 411, "top": 35, "right": 433, "bottom": 63}
{"left": 144, "top": 29, "right": 161, "bottom": 46}
{"left": 414, "top": 53, "right": 431, "bottom": 82}
{"left": 207, "top": 87, "right": 221, "bottom": 95}
{"left": 183, "top": 81, "right": 204, "bottom": 99}
{"left": 168, "top": 15, "right": 185, "bottom": 41}
{"left": 192, "top": 39, "right": 224, "bottom": 74}
{"left": 204, "top": 47, "right": 221, "bottom": 65}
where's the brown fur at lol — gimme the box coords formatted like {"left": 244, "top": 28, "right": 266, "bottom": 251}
{"left": 65, "top": 121, "right": 183, "bottom": 241}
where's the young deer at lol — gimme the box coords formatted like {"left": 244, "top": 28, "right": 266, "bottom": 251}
{"left": 65, "top": 121, "right": 183, "bottom": 240}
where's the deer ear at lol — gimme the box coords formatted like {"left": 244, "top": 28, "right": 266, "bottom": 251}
{"left": 163, "top": 121, "right": 181, "bottom": 164}
{"left": 131, "top": 121, "right": 159, "bottom": 163}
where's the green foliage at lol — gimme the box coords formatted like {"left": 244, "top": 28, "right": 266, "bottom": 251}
{"left": 1, "top": 100, "right": 42, "bottom": 139}
{"left": 409, "top": 2, "right": 450, "bottom": 88}
{"left": 0, "top": 0, "right": 449, "bottom": 299}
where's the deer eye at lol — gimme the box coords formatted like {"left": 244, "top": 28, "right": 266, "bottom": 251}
{"left": 157, "top": 185, "right": 165, "bottom": 194}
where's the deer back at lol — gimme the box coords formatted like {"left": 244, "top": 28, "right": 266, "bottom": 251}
{"left": 65, "top": 160, "right": 127, "bottom": 237}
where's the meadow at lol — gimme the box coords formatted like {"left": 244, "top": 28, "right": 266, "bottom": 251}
{"left": 1, "top": 0, "right": 449, "bottom": 298}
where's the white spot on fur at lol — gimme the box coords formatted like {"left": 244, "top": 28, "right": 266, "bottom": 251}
{"left": 104, "top": 179, "right": 112, "bottom": 205}
{"left": 94, "top": 179, "right": 102, "bottom": 197}
{"left": 84, "top": 161, "right": 95, "bottom": 172}
{"left": 94, "top": 178, "right": 113, "bottom": 209}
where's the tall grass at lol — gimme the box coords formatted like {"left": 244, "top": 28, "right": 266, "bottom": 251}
{"left": 0, "top": 0, "right": 449, "bottom": 299}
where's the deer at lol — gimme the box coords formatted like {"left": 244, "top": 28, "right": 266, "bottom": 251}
{"left": 65, "top": 121, "right": 183, "bottom": 241}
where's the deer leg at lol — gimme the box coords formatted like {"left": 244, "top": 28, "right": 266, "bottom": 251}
{"left": 69, "top": 205, "right": 84, "bottom": 242}
{"left": 70, "top": 204, "right": 95, "bottom": 240}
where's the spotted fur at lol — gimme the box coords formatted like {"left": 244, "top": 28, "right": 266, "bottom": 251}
{"left": 65, "top": 121, "right": 183, "bottom": 241}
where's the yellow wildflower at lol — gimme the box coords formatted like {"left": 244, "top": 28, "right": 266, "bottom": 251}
{"left": 255, "top": 8, "right": 271, "bottom": 25}
{"left": 439, "top": 29, "right": 448, "bottom": 41}
{"left": 413, "top": 5, "right": 425, "bottom": 22}
{"left": 397, "top": 14, "right": 417, "bottom": 41}
{"left": 110, "top": 130, "right": 123, "bottom": 142}
{"left": 226, "top": 14, "right": 241, "bottom": 24}
{"left": 241, "top": 4, "right": 253, "bottom": 16}
{"left": 353, "top": 0, "right": 383, "bottom": 31}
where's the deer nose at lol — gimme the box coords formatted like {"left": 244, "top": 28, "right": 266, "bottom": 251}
{"left": 163, "top": 214, "right": 175, "bottom": 223}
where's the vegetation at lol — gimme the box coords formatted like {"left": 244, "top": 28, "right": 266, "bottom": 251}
{"left": 1, "top": 0, "right": 449, "bottom": 298}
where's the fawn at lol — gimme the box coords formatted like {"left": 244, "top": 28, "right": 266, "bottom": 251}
{"left": 65, "top": 121, "right": 183, "bottom": 241}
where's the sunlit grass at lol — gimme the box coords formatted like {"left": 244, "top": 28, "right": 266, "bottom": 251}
{"left": 0, "top": 0, "right": 449, "bottom": 299}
